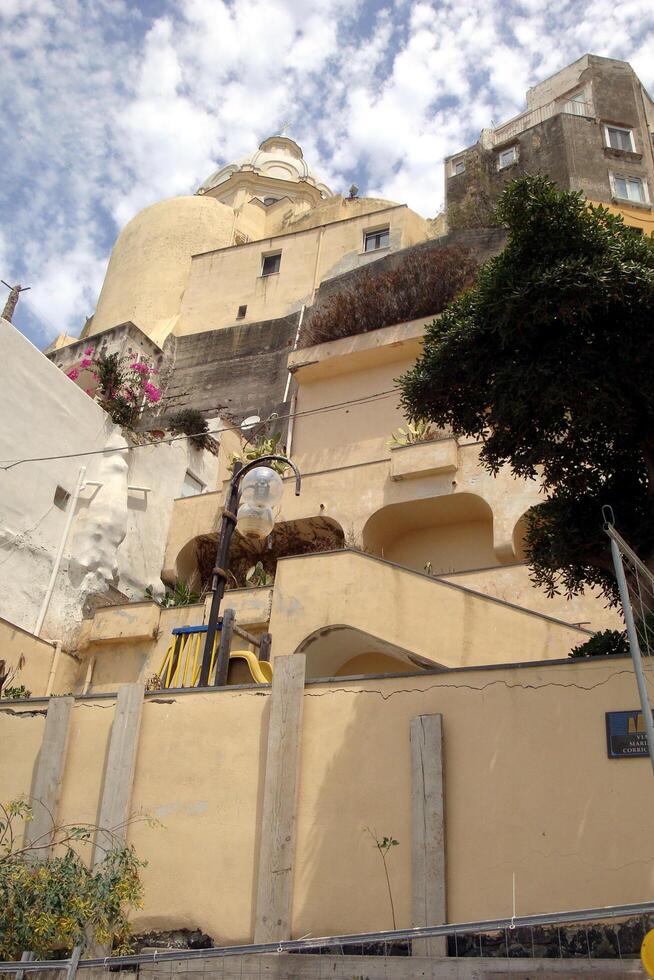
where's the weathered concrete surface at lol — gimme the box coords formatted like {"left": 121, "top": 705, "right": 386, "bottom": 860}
{"left": 25, "top": 695, "right": 74, "bottom": 854}
{"left": 254, "top": 654, "right": 306, "bottom": 943}
{"left": 137, "top": 953, "right": 645, "bottom": 979}
{"left": 411, "top": 714, "right": 446, "bottom": 957}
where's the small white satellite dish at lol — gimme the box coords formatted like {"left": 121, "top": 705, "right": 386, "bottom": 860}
{"left": 241, "top": 415, "right": 261, "bottom": 432}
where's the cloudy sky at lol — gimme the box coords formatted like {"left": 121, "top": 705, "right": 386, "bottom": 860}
{"left": 2, "top": 0, "right": 653, "bottom": 347}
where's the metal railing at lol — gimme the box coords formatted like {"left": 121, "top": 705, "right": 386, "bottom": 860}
{"left": 481, "top": 97, "right": 594, "bottom": 148}
{"left": 1, "top": 901, "right": 652, "bottom": 973}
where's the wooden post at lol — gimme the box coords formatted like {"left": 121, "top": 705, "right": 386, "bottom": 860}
{"left": 254, "top": 654, "right": 306, "bottom": 943}
{"left": 215, "top": 608, "right": 235, "bottom": 686}
{"left": 93, "top": 683, "right": 144, "bottom": 863}
{"left": 410, "top": 713, "right": 446, "bottom": 957}
{"left": 259, "top": 633, "right": 272, "bottom": 662}
{"left": 25, "top": 696, "right": 74, "bottom": 858}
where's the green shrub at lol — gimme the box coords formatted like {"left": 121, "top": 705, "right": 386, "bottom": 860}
{"left": 168, "top": 409, "right": 210, "bottom": 449}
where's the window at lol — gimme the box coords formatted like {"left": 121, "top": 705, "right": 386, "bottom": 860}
{"left": 565, "top": 91, "right": 588, "bottom": 116}
{"left": 261, "top": 252, "right": 282, "bottom": 276}
{"left": 452, "top": 158, "right": 465, "bottom": 176}
{"left": 181, "top": 471, "right": 205, "bottom": 498}
{"left": 262, "top": 197, "right": 278, "bottom": 206}
{"left": 53, "top": 486, "right": 71, "bottom": 511}
{"left": 610, "top": 172, "right": 648, "bottom": 204}
{"left": 497, "top": 145, "right": 518, "bottom": 170}
{"left": 236, "top": 304, "right": 247, "bottom": 319}
{"left": 604, "top": 125, "right": 635, "bottom": 152}
{"left": 364, "top": 227, "right": 390, "bottom": 252}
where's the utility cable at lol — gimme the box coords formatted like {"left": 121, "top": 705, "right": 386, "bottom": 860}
{"left": 0, "top": 387, "right": 401, "bottom": 470}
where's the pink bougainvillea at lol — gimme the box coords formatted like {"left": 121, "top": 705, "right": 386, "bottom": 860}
{"left": 70, "top": 349, "right": 163, "bottom": 428}
{"left": 143, "top": 382, "right": 161, "bottom": 403}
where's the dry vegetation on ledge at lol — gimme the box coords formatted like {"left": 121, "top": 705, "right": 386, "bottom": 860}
{"left": 298, "top": 244, "right": 479, "bottom": 348}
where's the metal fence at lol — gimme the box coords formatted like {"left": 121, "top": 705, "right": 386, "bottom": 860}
{"left": 1, "top": 902, "right": 653, "bottom": 977}
{"left": 605, "top": 512, "right": 654, "bottom": 775}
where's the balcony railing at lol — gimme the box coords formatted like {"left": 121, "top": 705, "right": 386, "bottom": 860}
{"left": 480, "top": 97, "right": 594, "bottom": 148}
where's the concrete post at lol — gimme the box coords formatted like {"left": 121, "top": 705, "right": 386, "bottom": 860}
{"left": 410, "top": 713, "right": 446, "bottom": 956}
{"left": 25, "top": 695, "right": 74, "bottom": 858}
{"left": 254, "top": 654, "right": 306, "bottom": 943}
{"left": 93, "top": 683, "right": 144, "bottom": 863}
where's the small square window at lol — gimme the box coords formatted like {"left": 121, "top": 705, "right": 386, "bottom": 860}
{"left": 54, "top": 486, "right": 71, "bottom": 510}
{"left": 181, "top": 471, "right": 204, "bottom": 498}
{"left": 605, "top": 125, "right": 635, "bottom": 152}
{"left": 261, "top": 252, "right": 281, "bottom": 276}
{"left": 453, "top": 158, "right": 465, "bottom": 175}
{"left": 364, "top": 227, "right": 390, "bottom": 252}
{"left": 498, "top": 146, "right": 518, "bottom": 170}
{"left": 236, "top": 305, "right": 247, "bottom": 319}
{"left": 611, "top": 172, "right": 648, "bottom": 204}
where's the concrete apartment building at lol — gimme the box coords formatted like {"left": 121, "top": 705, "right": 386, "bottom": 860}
{"left": 1, "top": 53, "right": 654, "bottom": 971}
{"left": 445, "top": 54, "right": 654, "bottom": 235}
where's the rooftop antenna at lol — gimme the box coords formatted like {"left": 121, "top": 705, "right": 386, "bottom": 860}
{"left": 348, "top": 184, "right": 359, "bottom": 199}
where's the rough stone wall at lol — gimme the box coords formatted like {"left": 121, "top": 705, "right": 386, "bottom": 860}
{"left": 47, "top": 321, "right": 172, "bottom": 379}
{"left": 445, "top": 58, "right": 654, "bottom": 230}
{"left": 154, "top": 312, "right": 300, "bottom": 432}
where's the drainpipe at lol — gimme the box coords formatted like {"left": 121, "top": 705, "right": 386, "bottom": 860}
{"left": 45, "top": 641, "right": 62, "bottom": 697}
{"left": 283, "top": 305, "right": 304, "bottom": 458}
{"left": 34, "top": 465, "right": 86, "bottom": 638}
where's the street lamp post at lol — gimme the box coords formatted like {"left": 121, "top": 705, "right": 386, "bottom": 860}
{"left": 199, "top": 454, "right": 302, "bottom": 687}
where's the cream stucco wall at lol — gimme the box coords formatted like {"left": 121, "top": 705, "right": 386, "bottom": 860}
{"left": 441, "top": 563, "right": 622, "bottom": 633}
{"left": 177, "top": 206, "right": 427, "bottom": 335}
{"left": 0, "top": 618, "right": 78, "bottom": 696}
{"left": 1, "top": 658, "right": 652, "bottom": 944}
{"left": 269, "top": 550, "right": 589, "bottom": 674}
{"left": 161, "top": 316, "right": 616, "bottom": 632}
{"left": 90, "top": 196, "right": 235, "bottom": 343}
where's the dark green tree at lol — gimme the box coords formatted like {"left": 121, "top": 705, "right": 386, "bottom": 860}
{"left": 400, "top": 175, "right": 654, "bottom": 601}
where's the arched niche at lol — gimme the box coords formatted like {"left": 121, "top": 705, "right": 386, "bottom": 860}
{"left": 171, "top": 516, "right": 344, "bottom": 592}
{"left": 512, "top": 513, "right": 530, "bottom": 561}
{"left": 295, "top": 624, "right": 443, "bottom": 680}
{"left": 362, "top": 493, "right": 496, "bottom": 575}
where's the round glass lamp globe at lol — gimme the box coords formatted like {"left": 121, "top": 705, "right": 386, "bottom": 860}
{"left": 239, "top": 466, "right": 284, "bottom": 505}
{"left": 236, "top": 466, "right": 284, "bottom": 540}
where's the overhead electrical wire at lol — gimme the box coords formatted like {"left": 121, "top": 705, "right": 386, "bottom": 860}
{"left": 0, "top": 387, "right": 402, "bottom": 471}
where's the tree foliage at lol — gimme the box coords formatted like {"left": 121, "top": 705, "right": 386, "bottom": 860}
{"left": 400, "top": 175, "right": 654, "bottom": 600}
{"left": 0, "top": 799, "right": 146, "bottom": 960}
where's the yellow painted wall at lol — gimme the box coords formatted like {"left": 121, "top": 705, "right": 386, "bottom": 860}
{"left": 177, "top": 207, "right": 425, "bottom": 335}
{"left": 0, "top": 618, "right": 79, "bottom": 697}
{"left": 3, "top": 659, "right": 652, "bottom": 943}
{"left": 588, "top": 198, "right": 654, "bottom": 237}
{"left": 441, "top": 563, "right": 622, "bottom": 633}
{"left": 269, "top": 550, "right": 589, "bottom": 674}
{"left": 384, "top": 519, "right": 497, "bottom": 573}
{"left": 90, "top": 196, "right": 235, "bottom": 343}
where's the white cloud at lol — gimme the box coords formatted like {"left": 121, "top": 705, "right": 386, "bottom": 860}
{"left": 1, "top": 0, "right": 653, "bottom": 344}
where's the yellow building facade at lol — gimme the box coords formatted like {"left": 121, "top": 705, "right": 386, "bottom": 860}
{"left": 3, "top": 82, "right": 653, "bottom": 963}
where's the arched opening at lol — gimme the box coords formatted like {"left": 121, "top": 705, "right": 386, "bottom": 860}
{"left": 172, "top": 517, "right": 345, "bottom": 593}
{"left": 513, "top": 513, "right": 530, "bottom": 561}
{"left": 295, "top": 625, "right": 443, "bottom": 679}
{"left": 363, "top": 493, "right": 496, "bottom": 575}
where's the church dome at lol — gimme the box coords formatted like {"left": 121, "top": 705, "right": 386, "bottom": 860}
{"left": 198, "top": 135, "right": 333, "bottom": 198}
